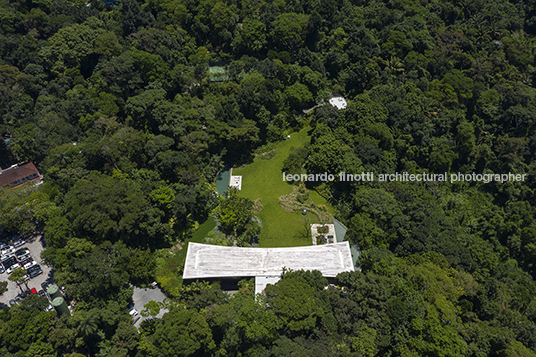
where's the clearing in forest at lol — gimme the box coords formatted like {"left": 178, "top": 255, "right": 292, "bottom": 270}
{"left": 232, "top": 127, "right": 331, "bottom": 247}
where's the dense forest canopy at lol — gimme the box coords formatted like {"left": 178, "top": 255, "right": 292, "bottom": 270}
{"left": 1, "top": 0, "right": 536, "bottom": 355}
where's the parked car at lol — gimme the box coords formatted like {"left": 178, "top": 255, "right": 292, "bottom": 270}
{"left": 2, "top": 256, "right": 17, "bottom": 269}
{"left": 6, "top": 263, "right": 20, "bottom": 274}
{"left": 2, "top": 255, "right": 15, "bottom": 263}
{"left": 129, "top": 308, "right": 139, "bottom": 317}
{"left": 19, "top": 257, "right": 33, "bottom": 266}
{"left": 12, "top": 239, "right": 25, "bottom": 248}
{"left": 38, "top": 289, "right": 46, "bottom": 298}
{"left": 0, "top": 253, "right": 12, "bottom": 262}
{"left": 0, "top": 243, "right": 8, "bottom": 250}
{"left": 14, "top": 248, "right": 29, "bottom": 257}
{"left": 17, "top": 253, "right": 31, "bottom": 262}
{"left": 23, "top": 261, "right": 37, "bottom": 270}
{"left": 44, "top": 304, "right": 53, "bottom": 312}
{"left": 0, "top": 265, "right": 4, "bottom": 274}
{"left": 30, "top": 271, "right": 42, "bottom": 279}
{"left": 27, "top": 265, "right": 42, "bottom": 278}
{"left": 9, "top": 299, "right": 15, "bottom": 307}
{"left": 27, "top": 264, "right": 41, "bottom": 272}
{"left": 41, "top": 282, "right": 49, "bottom": 292}
{"left": 30, "top": 287, "right": 37, "bottom": 294}
{"left": 1, "top": 246, "right": 14, "bottom": 256}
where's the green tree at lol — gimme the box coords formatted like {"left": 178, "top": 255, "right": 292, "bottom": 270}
{"left": 442, "top": 69, "right": 474, "bottom": 102}
{"left": 349, "top": 323, "right": 377, "bottom": 356}
{"left": 129, "top": 50, "right": 169, "bottom": 84}
{"left": 218, "top": 189, "right": 254, "bottom": 237}
{"left": 25, "top": 341, "right": 56, "bottom": 357}
{"left": 502, "top": 36, "right": 535, "bottom": 69}
{"left": 64, "top": 172, "right": 171, "bottom": 247}
{"left": 406, "top": 297, "right": 467, "bottom": 356}
{"left": 272, "top": 13, "right": 309, "bottom": 52}
{"left": 306, "top": 125, "right": 363, "bottom": 175}
{"left": 105, "top": 319, "right": 139, "bottom": 356}
{"left": 8, "top": 268, "right": 29, "bottom": 293}
{"left": 57, "top": 241, "right": 131, "bottom": 302}
{"left": 284, "top": 82, "right": 313, "bottom": 110}
{"left": 348, "top": 212, "right": 384, "bottom": 250}
{"left": 501, "top": 340, "right": 536, "bottom": 357}
{"left": 146, "top": 308, "right": 216, "bottom": 356}
{"left": 282, "top": 145, "right": 309, "bottom": 176}
{"left": 150, "top": 186, "right": 175, "bottom": 210}
{"left": 264, "top": 273, "right": 325, "bottom": 334}
{"left": 0, "top": 294, "right": 54, "bottom": 352}
{"left": 66, "top": 311, "right": 101, "bottom": 356}
{"left": 207, "top": 290, "right": 278, "bottom": 354}
{"left": 121, "top": 0, "right": 154, "bottom": 36}
{"left": 0, "top": 186, "right": 45, "bottom": 235}
{"left": 203, "top": 231, "right": 232, "bottom": 246}
{"left": 38, "top": 18, "right": 106, "bottom": 70}
{"left": 94, "top": 32, "right": 122, "bottom": 57}
{"left": 128, "top": 248, "right": 156, "bottom": 286}
{"left": 0, "top": 281, "right": 7, "bottom": 295}
{"left": 74, "top": 313, "right": 99, "bottom": 338}
{"left": 233, "top": 19, "right": 267, "bottom": 55}
{"left": 210, "top": 1, "right": 237, "bottom": 32}
{"left": 141, "top": 301, "right": 161, "bottom": 320}
{"left": 456, "top": 121, "right": 476, "bottom": 157}
{"left": 429, "top": 144, "right": 457, "bottom": 172}
{"left": 125, "top": 89, "right": 169, "bottom": 130}
{"left": 234, "top": 296, "right": 278, "bottom": 344}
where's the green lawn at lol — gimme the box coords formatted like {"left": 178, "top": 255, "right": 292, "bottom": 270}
{"left": 181, "top": 217, "right": 216, "bottom": 260}
{"left": 155, "top": 218, "right": 216, "bottom": 295}
{"left": 308, "top": 190, "right": 336, "bottom": 216}
{"left": 190, "top": 217, "right": 216, "bottom": 242}
{"left": 233, "top": 127, "right": 320, "bottom": 247}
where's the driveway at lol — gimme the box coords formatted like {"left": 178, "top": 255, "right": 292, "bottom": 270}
{"left": 131, "top": 286, "right": 169, "bottom": 328}
{"left": 0, "top": 233, "right": 54, "bottom": 309}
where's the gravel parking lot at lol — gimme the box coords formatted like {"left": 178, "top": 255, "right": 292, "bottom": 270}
{"left": 0, "top": 233, "right": 55, "bottom": 309}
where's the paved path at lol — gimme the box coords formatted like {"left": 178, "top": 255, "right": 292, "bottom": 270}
{"left": 302, "top": 102, "right": 325, "bottom": 114}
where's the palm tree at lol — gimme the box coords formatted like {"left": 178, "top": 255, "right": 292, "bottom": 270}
{"left": 385, "top": 56, "right": 405, "bottom": 74}
{"left": 69, "top": 312, "right": 100, "bottom": 357}
{"left": 8, "top": 267, "right": 29, "bottom": 293}
{"left": 419, "top": 96, "right": 438, "bottom": 118}
{"left": 77, "top": 314, "right": 98, "bottom": 338}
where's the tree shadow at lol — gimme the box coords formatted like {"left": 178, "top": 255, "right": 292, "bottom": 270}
{"left": 293, "top": 212, "right": 315, "bottom": 243}
{"left": 42, "top": 268, "right": 57, "bottom": 286}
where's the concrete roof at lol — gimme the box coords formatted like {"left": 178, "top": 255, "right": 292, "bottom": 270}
{"left": 329, "top": 96, "right": 347, "bottom": 110}
{"left": 183, "top": 242, "right": 354, "bottom": 280}
{"left": 255, "top": 275, "right": 282, "bottom": 296}
{"left": 229, "top": 175, "right": 242, "bottom": 190}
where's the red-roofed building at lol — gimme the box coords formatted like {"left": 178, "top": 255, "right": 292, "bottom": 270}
{"left": 0, "top": 163, "right": 42, "bottom": 188}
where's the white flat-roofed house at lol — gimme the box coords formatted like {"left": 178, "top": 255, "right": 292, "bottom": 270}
{"left": 183, "top": 242, "right": 355, "bottom": 295}
{"left": 329, "top": 97, "right": 347, "bottom": 110}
